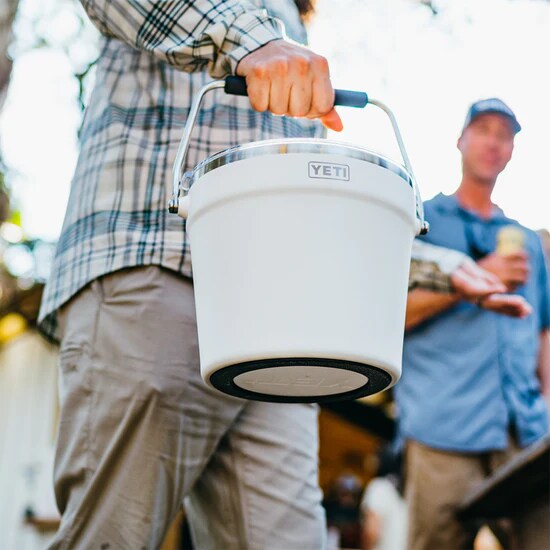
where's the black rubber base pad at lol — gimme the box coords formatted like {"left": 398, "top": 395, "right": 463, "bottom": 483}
{"left": 209, "top": 357, "right": 392, "bottom": 403}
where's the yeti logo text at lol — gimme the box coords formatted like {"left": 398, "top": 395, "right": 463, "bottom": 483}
{"left": 308, "top": 162, "right": 350, "bottom": 181}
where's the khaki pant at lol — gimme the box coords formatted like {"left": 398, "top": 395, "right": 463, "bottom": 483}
{"left": 405, "top": 438, "right": 519, "bottom": 550}
{"left": 48, "top": 266, "right": 326, "bottom": 549}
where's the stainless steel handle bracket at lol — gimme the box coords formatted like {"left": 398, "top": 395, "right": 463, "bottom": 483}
{"left": 169, "top": 80, "right": 225, "bottom": 213}
{"left": 369, "top": 99, "right": 429, "bottom": 235}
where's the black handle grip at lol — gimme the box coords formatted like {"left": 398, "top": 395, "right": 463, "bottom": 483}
{"left": 334, "top": 89, "right": 369, "bottom": 108}
{"left": 224, "top": 76, "right": 368, "bottom": 108}
{"left": 224, "top": 75, "right": 249, "bottom": 96}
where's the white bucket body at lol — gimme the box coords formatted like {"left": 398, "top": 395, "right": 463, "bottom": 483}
{"left": 182, "top": 140, "right": 416, "bottom": 402}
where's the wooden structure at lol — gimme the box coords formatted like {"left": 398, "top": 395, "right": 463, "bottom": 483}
{"left": 458, "top": 435, "right": 550, "bottom": 550}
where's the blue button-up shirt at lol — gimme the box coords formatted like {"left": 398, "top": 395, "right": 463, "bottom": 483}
{"left": 395, "top": 193, "right": 550, "bottom": 452}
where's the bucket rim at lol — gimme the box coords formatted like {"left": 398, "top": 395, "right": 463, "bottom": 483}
{"left": 190, "top": 138, "right": 412, "bottom": 187}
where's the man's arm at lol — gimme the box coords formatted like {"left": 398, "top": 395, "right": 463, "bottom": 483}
{"left": 407, "top": 240, "right": 490, "bottom": 330}
{"left": 409, "top": 240, "right": 504, "bottom": 295}
{"left": 406, "top": 242, "right": 531, "bottom": 330}
{"left": 405, "top": 279, "right": 531, "bottom": 331}
{"left": 405, "top": 288, "right": 460, "bottom": 331}
{"left": 80, "top": 0, "right": 283, "bottom": 76}
{"left": 80, "top": 1, "right": 342, "bottom": 129}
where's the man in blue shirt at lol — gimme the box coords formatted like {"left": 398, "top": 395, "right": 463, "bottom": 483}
{"left": 395, "top": 98, "right": 550, "bottom": 550}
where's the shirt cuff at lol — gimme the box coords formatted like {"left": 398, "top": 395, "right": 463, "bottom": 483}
{"left": 411, "top": 240, "right": 468, "bottom": 275}
{"left": 223, "top": 12, "right": 285, "bottom": 75}
{"left": 409, "top": 260, "right": 454, "bottom": 293}
{"left": 437, "top": 250, "right": 469, "bottom": 275}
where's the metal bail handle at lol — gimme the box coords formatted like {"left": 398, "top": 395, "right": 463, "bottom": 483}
{"left": 169, "top": 76, "right": 429, "bottom": 235}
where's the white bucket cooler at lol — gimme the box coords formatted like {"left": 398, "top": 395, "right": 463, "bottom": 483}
{"left": 168, "top": 77, "right": 428, "bottom": 403}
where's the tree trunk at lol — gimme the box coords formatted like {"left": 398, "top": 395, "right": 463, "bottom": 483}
{"left": 0, "top": 0, "right": 19, "bottom": 111}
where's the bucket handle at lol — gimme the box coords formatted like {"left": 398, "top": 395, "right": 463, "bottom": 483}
{"left": 169, "top": 76, "right": 429, "bottom": 235}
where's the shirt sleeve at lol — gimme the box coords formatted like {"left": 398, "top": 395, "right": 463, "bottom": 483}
{"left": 408, "top": 259, "right": 451, "bottom": 292}
{"left": 411, "top": 240, "right": 467, "bottom": 274}
{"left": 80, "top": 0, "right": 285, "bottom": 77}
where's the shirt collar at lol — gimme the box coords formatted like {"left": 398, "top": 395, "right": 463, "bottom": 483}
{"left": 432, "top": 192, "right": 508, "bottom": 223}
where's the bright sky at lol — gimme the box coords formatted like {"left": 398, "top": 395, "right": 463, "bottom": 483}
{"left": 1, "top": 0, "right": 549, "bottom": 241}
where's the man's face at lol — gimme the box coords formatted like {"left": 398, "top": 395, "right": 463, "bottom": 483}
{"left": 457, "top": 113, "right": 515, "bottom": 183}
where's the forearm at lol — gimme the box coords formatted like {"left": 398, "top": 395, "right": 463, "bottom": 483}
{"left": 80, "top": 0, "right": 284, "bottom": 76}
{"left": 538, "top": 329, "right": 550, "bottom": 407}
{"left": 405, "top": 288, "right": 460, "bottom": 331}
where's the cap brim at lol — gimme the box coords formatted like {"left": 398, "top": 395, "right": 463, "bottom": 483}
{"left": 474, "top": 110, "right": 521, "bottom": 133}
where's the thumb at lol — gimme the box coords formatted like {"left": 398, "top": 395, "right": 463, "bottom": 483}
{"left": 320, "top": 108, "right": 343, "bottom": 132}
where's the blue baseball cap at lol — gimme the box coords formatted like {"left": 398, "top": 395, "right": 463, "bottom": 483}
{"left": 463, "top": 98, "right": 521, "bottom": 134}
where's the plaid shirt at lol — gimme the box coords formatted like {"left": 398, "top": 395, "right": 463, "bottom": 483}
{"left": 38, "top": 0, "right": 464, "bottom": 341}
{"left": 38, "top": 0, "right": 322, "bottom": 341}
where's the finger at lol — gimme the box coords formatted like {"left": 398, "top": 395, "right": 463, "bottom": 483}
{"left": 268, "top": 61, "right": 291, "bottom": 115}
{"left": 309, "top": 58, "right": 334, "bottom": 118}
{"left": 288, "top": 81, "right": 312, "bottom": 118}
{"left": 505, "top": 304, "right": 530, "bottom": 317}
{"left": 502, "top": 251, "right": 529, "bottom": 261}
{"left": 463, "top": 261, "right": 503, "bottom": 286}
{"left": 482, "top": 295, "right": 532, "bottom": 318}
{"left": 501, "top": 305, "right": 526, "bottom": 317}
{"left": 452, "top": 268, "right": 506, "bottom": 298}
{"left": 477, "top": 271, "right": 502, "bottom": 286}
{"left": 477, "top": 270, "right": 506, "bottom": 290}
{"left": 482, "top": 300, "right": 521, "bottom": 316}
{"left": 320, "top": 108, "right": 344, "bottom": 132}
{"left": 485, "top": 281, "right": 507, "bottom": 294}
{"left": 514, "top": 261, "right": 530, "bottom": 273}
{"left": 245, "top": 70, "right": 270, "bottom": 112}
{"left": 509, "top": 258, "right": 530, "bottom": 271}
{"left": 287, "top": 55, "right": 313, "bottom": 117}
{"left": 480, "top": 269, "right": 504, "bottom": 286}
{"left": 509, "top": 268, "right": 530, "bottom": 284}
